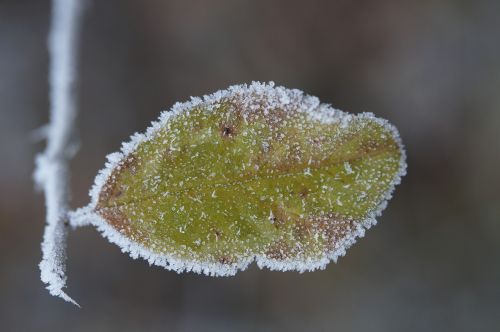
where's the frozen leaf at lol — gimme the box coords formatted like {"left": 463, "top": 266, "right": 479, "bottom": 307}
{"left": 74, "top": 82, "right": 406, "bottom": 276}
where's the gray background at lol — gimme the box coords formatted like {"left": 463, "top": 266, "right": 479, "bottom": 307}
{"left": 1, "top": 0, "right": 499, "bottom": 331}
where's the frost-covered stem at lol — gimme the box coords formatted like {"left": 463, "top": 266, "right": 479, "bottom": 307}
{"left": 34, "top": 0, "right": 85, "bottom": 306}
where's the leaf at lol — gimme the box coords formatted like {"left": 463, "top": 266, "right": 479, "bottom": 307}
{"left": 79, "top": 82, "right": 406, "bottom": 275}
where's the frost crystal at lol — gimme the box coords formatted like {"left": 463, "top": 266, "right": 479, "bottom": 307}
{"left": 71, "top": 82, "right": 407, "bottom": 277}
{"left": 35, "top": 0, "right": 84, "bottom": 305}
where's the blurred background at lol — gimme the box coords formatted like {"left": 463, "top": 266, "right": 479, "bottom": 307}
{"left": 1, "top": 0, "right": 499, "bottom": 331}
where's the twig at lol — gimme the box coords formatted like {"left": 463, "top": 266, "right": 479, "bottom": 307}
{"left": 34, "top": 0, "right": 85, "bottom": 306}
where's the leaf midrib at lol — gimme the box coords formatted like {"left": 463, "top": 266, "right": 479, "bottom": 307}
{"left": 97, "top": 144, "right": 397, "bottom": 210}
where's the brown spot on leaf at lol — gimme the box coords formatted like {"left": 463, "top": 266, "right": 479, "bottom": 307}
{"left": 293, "top": 212, "right": 356, "bottom": 251}
{"left": 214, "top": 229, "right": 222, "bottom": 241}
{"left": 360, "top": 139, "right": 380, "bottom": 154}
{"left": 97, "top": 207, "right": 130, "bottom": 234}
{"left": 217, "top": 254, "right": 234, "bottom": 265}
{"left": 271, "top": 204, "right": 299, "bottom": 229}
{"left": 293, "top": 219, "right": 314, "bottom": 241}
{"left": 298, "top": 187, "right": 310, "bottom": 198}
{"left": 217, "top": 101, "right": 244, "bottom": 139}
{"left": 273, "top": 160, "right": 294, "bottom": 173}
{"left": 221, "top": 125, "right": 235, "bottom": 138}
{"left": 98, "top": 154, "right": 139, "bottom": 208}
{"left": 265, "top": 240, "right": 295, "bottom": 261}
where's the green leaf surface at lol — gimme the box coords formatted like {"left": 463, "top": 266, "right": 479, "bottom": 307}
{"left": 83, "top": 82, "right": 406, "bottom": 275}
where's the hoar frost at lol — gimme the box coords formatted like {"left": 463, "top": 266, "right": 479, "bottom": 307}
{"left": 36, "top": 0, "right": 85, "bottom": 306}
{"left": 71, "top": 81, "right": 406, "bottom": 277}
